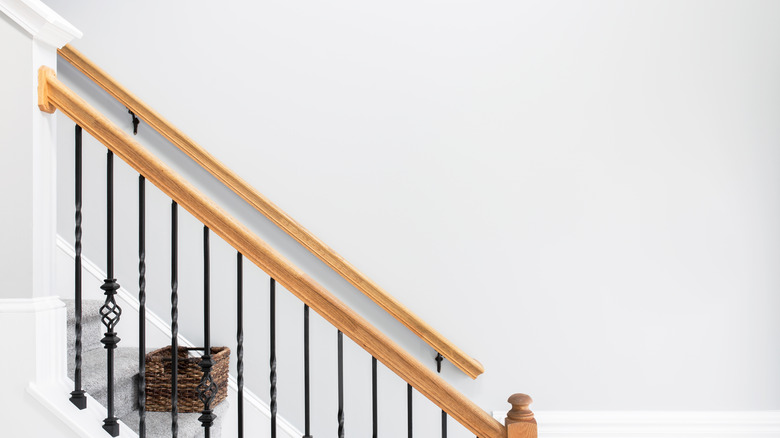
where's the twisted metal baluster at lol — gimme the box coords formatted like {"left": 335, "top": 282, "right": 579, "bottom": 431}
{"left": 337, "top": 330, "right": 344, "bottom": 438}
{"left": 236, "top": 253, "right": 244, "bottom": 438}
{"left": 100, "top": 149, "right": 122, "bottom": 437}
{"left": 138, "top": 175, "right": 147, "bottom": 438}
{"left": 303, "top": 304, "right": 313, "bottom": 438}
{"left": 372, "top": 356, "right": 378, "bottom": 438}
{"left": 70, "top": 124, "right": 87, "bottom": 410}
{"left": 171, "top": 201, "right": 179, "bottom": 438}
{"left": 197, "top": 227, "right": 217, "bottom": 437}
{"left": 270, "top": 278, "right": 277, "bottom": 438}
{"left": 407, "top": 384, "right": 413, "bottom": 438}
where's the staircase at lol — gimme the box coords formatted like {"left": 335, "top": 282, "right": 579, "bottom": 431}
{"left": 65, "top": 299, "right": 228, "bottom": 437}
{"left": 1, "top": 1, "right": 536, "bottom": 437}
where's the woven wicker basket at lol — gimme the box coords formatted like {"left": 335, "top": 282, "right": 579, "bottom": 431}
{"left": 145, "top": 346, "right": 230, "bottom": 412}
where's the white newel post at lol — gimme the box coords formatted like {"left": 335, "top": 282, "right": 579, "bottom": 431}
{"left": 0, "top": 0, "right": 80, "bottom": 300}
{"left": 0, "top": 2, "right": 97, "bottom": 437}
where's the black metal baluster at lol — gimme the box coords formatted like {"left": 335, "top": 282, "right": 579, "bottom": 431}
{"left": 138, "top": 175, "right": 147, "bottom": 438}
{"left": 70, "top": 124, "right": 87, "bottom": 410}
{"left": 270, "top": 278, "right": 277, "bottom": 438}
{"left": 171, "top": 201, "right": 179, "bottom": 438}
{"left": 100, "top": 149, "right": 122, "bottom": 437}
{"left": 436, "top": 353, "right": 446, "bottom": 438}
{"left": 441, "top": 406, "right": 448, "bottom": 437}
{"left": 372, "top": 356, "right": 378, "bottom": 438}
{"left": 337, "top": 330, "right": 344, "bottom": 438}
{"left": 236, "top": 253, "right": 244, "bottom": 438}
{"left": 304, "top": 304, "right": 312, "bottom": 438}
{"left": 407, "top": 384, "right": 413, "bottom": 438}
{"left": 197, "top": 227, "right": 217, "bottom": 437}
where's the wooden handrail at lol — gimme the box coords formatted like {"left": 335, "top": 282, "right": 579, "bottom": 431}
{"left": 38, "top": 66, "right": 503, "bottom": 437}
{"left": 57, "top": 44, "right": 485, "bottom": 379}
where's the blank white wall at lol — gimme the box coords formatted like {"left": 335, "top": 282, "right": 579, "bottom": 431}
{"left": 0, "top": 13, "right": 35, "bottom": 299}
{"left": 44, "top": 1, "right": 780, "bottom": 435}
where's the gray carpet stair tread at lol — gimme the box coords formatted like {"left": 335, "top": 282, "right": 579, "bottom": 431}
{"left": 79, "top": 347, "right": 141, "bottom": 420}
{"left": 121, "top": 401, "right": 228, "bottom": 438}
{"left": 64, "top": 299, "right": 105, "bottom": 324}
{"left": 65, "top": 299, "right": 106, "bottom": 360}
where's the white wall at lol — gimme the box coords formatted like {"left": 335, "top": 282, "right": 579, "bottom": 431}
{"left": 0, "top": 12, "right": 35, "bottom": 298}
{"left": 42, "top": 0, "right": 780, "bottom": 436}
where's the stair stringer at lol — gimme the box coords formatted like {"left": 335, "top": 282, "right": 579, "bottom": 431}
{"left": 56, "top": 234, "right": 303, "bottom": 438}
{"left": 28, "top": 380, "right": 139, "bottom": 438}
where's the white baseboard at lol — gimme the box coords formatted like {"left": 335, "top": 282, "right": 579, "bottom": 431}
{"left": 493, "top": 410, "right": 780, "bottom": 437}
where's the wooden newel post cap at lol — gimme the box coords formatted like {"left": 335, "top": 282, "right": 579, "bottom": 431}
{"left": 505, "top": 393, "right": 537, "bottom": 438}
{"left": 506, "top": 393, "right": 535, "bottom": 424}
{"left": 506, "top": 393, "right": 536, "bottom": 425}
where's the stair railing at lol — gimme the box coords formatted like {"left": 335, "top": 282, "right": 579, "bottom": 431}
{"left": 57, "top": 44, "right": 484, "bottom": 380}
{"left": 39, "top": 65, "right": 536, "bottom": 438}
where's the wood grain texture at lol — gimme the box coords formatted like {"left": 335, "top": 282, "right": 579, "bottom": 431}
{"left": 37, "top": 67, "right": 55, "bottom": 114}
{"left": 506, "top": 393, "right": 537, "bottom": 438}
{"left": 38, "top": 66, "right": 504, "bottom": 438}
{"left": 57, "top": 44, "right": 484, "bottom": 379}
{"left": 506, "top": 422, "right": 537, "bottom": 438}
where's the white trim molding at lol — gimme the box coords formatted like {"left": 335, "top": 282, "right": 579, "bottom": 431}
{"left": 493, "top": 410, "right": 780, "bottom": 438}
{"left": 0, "top": 0, "right": 81, "bottom": 47}
{"left": 28, "top": 382, "right": 138, "bottom": 438}
{"left": 0, "top": 295, "right": 63, "bottom": 313}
